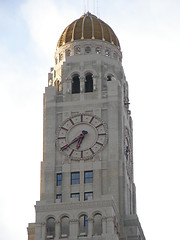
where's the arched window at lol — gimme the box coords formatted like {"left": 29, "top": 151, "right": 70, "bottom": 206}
{"left": 85, "top": 73, "right": 93, "bottom": 93}
{"left": 93, "top": 213, "right": 102, "bottom": 235}
{"left": 72, "top": 74, "right": 80, "bottom": 94}
{"left": 107, "top": 75, "right": 112, "bottom": 81}
{"left": 46, "top": 217, "right": 55, "bottom": 238}
{"left": 60, "top": 216, "right": 69, "bottom": 238}
{"left": 79, "top": 214, "right": 88, "bottom": 236}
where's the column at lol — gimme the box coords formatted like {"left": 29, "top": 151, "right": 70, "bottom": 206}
{"left": 93, "top": 75, "right": 97, "bottom": 91}
{"left": 69, "top": 219, "right": 79, "bottom": 239}
{"left": 107, "top": 217, "right": 114, "bottom": 234}
{"left": 80, "top": 76, "right": 85, "bottom": 93}
{"left": 55, "top": 221, "right": 60, "bottom": 240}
{"left": 102, "top": 217, "right": 107, "bottom": 235}
{"left": 42, "top": 222, "right": 46, "bottom": 240}
{"left": 35, "top": 223, "right": 42, "bottom": 240}
{"left": 88, "top": 218, "right": 93, "bottom": 237}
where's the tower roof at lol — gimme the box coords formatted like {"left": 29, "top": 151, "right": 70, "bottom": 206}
{"left": 57, "top": 12, "right": 120, "bottom": 48}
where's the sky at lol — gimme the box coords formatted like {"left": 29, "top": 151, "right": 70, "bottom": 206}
{"left": 0, "top": 0, "right": 180, "bottom": 239}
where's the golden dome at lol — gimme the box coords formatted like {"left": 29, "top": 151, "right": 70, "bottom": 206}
{"left": 57, "top": 12, "right": 120, "bottom": 48}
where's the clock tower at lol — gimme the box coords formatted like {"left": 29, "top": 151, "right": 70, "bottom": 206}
{"left": 28, "top": 12, "right": 146, "bottom": 240}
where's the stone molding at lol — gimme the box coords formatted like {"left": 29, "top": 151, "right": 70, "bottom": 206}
{"left": 36, "top": 198, "right": 117, "bottom": 214}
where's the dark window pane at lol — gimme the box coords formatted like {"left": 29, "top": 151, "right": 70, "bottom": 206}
{"left": 72, "top": 75, "right": 80, "bottom": 94}
{"left": 71, "top": 193, "right": 80, "bottom": 201}
{"left": 79, "top": 215, "right": 88, "bottom": 236}
{"left": 84, "top": 192, "right": 93, "bottom": 201}
{"left": 84, "top": 215, "right": 88, "bottom": 227}
{"left": 85, "top": 73, "right": 93, "bottom": 92}
{"left": 71, "top": 172, "right": 80, "bottom": 184}
{"left": 107, "top": 75, "right": 112, "bottom": 81}
{"left": 61, "top": 216, "right": 69, "bottom": 237}
{"left": 84, "top": 171, "right": 93, "bottom": 183}
{"left": 56, "top": 194, "right": 62, "bottom": 202}
{"left": 46, "top": 217, "right": 55, "bottom": 237}
{"left": 56, "top": 173, "right": 62, "bottom": 186}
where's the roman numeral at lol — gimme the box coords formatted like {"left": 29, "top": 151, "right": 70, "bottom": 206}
{"left": 89, "top": 116, "right": 94, "bottom": 123}
{"left": 61, "top": 127, "right": 68, "bottom": 131}
{"left": 90, "top": 148, "right": 94, "bottom": 154}
{"left": 96, "top": 123, "right": 103, "bottom": 128}
{"left": 57, "top": 136, "right": 66, "bottom": 139}
{"left": 69, "top": 118, "right": 74, "bottom": 125}
{"left": 81, "top": 114, "right": 83, "bottom": 122}
{"left": 96, "top": 142, "right": 103, "bottom": 146}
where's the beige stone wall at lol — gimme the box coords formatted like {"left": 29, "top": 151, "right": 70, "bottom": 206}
{"left": 27, "top": 223, "right": 35, "bottom": 240}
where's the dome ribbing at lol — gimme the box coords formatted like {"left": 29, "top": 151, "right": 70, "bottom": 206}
{"left": 57, "top": 12, "right": 120, "bottom": 48}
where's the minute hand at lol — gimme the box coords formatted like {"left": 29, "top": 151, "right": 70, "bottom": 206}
{"left": 61, "top": 135, "right": 81, "bottom": 150}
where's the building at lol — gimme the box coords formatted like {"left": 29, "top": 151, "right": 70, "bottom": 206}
{"left": 27, "top": 12, "right": 146, "bottom": 240}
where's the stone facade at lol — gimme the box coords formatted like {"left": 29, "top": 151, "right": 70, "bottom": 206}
{"left": 27, "top": 12, "right": 145, "bottom": 240}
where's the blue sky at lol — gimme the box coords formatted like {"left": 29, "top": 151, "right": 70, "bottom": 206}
{"left": 0, "top": 1, "right": 180, "bottom": 240}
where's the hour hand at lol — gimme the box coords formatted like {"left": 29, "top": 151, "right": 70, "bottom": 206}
{"left": 76, "top": 136, "right": 83, "bottom": 149}
{"left": 61, "top": 130, "right": 88, "bottom": 151}
{"left": 76, "top": 130, "right": 88, "bottom": 149}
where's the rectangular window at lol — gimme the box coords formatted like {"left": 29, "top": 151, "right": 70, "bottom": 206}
{"left": 84, "top": 171, "right": 93, "bottom": 184}
{"left": 84, "top": 192, "right": 93, "bottom": 201}
{"left": 71, "top": 193, "right": 80, "bottom": 201}
{"left": 71, "top": 172, "right": 80, "bottom": 184}
{"left": 56, "top": 194, "right": 62, "bottom": 202}
{"left": 56, "top": 173, "right": 62, "bottom": 186}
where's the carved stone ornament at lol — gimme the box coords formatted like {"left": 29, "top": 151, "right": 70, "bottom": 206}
{"left": 124, "top": 128, "right": 133, "bottom": 180}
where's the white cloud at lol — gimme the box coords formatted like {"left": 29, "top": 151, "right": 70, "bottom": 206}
{"left": 20, "top": 0, "right": 82, "bottom": 59}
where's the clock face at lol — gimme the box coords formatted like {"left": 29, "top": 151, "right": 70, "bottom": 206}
{"left": 56, "top": 113, "right": 108, "bottom": 160}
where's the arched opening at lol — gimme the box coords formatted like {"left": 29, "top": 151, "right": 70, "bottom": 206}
{"left": 93, "top": 213, "right": 102, "bottom": 236}
{"left": 79, "top": 214, "right": 88, "bottom": 236}
{"left": 107, "top": 74, "right": 112, "bottom": 81}
{"left": 60, "top": 216, "right": 69, "bottom": 238}
{"left": 85, "top": 73, "right": 93, "bottom": 93}
{"left": 46, "top": 217, "right": 55, "bottom": 239}
{"left": 72, "top": 74, "right": 80, "bottom": 94}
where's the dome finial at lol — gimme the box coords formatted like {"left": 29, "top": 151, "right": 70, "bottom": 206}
{"left": 83, "top": 0, "right": 100, "bottom": 17}
{"left": 83, "top": 0, "right": 89, "bottom": 13}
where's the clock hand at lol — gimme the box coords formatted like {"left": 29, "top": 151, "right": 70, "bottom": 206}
{"left": 61, "top": 130, "right": 88, "bottom": 150}
{"left": 61, "top": 135, "right": 81, "bottom": 150}
{"left": 76, "top": 130, "right": 88, "bottom": 149}
{"left": 76, "top": 136, "right": 84, "bottom": 149}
